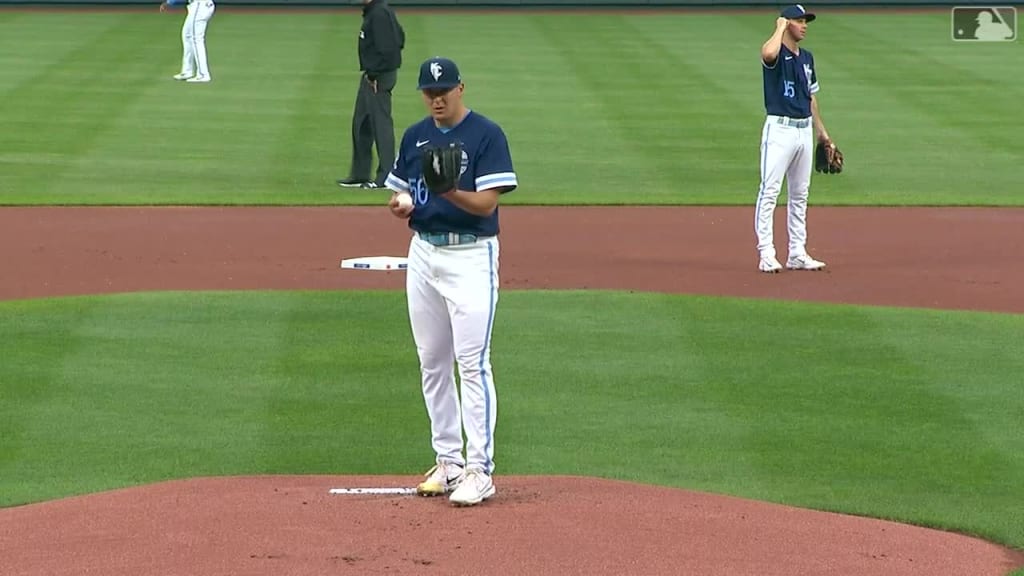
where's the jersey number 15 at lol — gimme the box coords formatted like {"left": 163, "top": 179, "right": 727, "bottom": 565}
{"left": 783, "top": 81, "right": 795, "bottom": 98}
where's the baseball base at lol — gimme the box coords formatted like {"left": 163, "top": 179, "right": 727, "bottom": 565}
{"left": 340, "top": 256, "right": 409, "bottom": 271}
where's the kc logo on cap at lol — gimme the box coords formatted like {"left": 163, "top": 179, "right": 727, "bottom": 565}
{"left": 418, "top": 57, "right": 462, "bottom": 90}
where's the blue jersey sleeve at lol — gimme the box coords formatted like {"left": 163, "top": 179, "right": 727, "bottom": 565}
{"left": 472, "top": 125, "right": 517, "bottom": 193}
{"left": 385, "top": 130, "right": 412, "bottom": 194}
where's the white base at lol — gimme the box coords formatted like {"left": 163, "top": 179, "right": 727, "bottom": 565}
{"left": 329, "top": 487, "right": 416, "bottom": 495}
{"left": 340, "top": 256, "right": 408, "bottom": 271}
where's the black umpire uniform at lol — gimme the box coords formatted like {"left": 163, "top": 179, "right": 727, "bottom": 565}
{"left": 338, "top": 0, "right": 405, "bottom": 189}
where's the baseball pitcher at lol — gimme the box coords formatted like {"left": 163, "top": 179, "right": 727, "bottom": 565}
{"left": 385, "top": 57, "right": 517, "bottom": 507}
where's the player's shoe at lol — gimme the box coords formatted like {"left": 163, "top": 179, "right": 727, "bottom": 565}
{"left": 786, "top": 253, "right": 827, "bottom": 271}
{"left": 759, "top": 255, "right": 783, "bottom": 273}
{"left": 415, "top": 462, "right": 465, "bottom": 497}
{"left": 359, "top": 182, "right": 379, "bottom": 189}
{"left": 449, "top": 468, "right": 495, "bottom": 507}
{"left": 186, "top": 76, "right": 211, "bottom": 83}
{"left": 336, "top": 178, "right": 371, "bottom": 188}
{"left": 172, "top": 72, "right": 193, "bottom": 81}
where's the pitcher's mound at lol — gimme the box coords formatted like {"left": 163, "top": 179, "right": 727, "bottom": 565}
{"left": 1, "top": 475, "right": 1020, "bottom": 576}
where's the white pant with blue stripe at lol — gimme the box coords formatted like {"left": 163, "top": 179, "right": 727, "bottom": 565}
{"left": 406, "top": 234, "right": 500, "bottom": 475}
{"left": 181, "top": 0, "right": 215, "bottom": 78}
{"left": 754, "top": 116, "right": 814, "bottom": 260}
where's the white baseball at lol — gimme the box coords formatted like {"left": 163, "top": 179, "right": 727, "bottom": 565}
{"left": 396, "top": 193, "right": 413, "bottom": 210}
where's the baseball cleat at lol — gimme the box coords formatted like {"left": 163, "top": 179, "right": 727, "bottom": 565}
{"left": 786, "top": 254, "right": 827, "bottom": 271}
{"left": 337, "top": 178, "right": 371, "bottom": 188}
{"left": 172, "top": 73, "right": 194, "bottom": 81}
{"left": 759, "top": 256, "right": 783, "bottom": 273}
{"left": 449, "top": 468, "right": 495, "bottom": 507}
{"left": 416, "top": 462, "right": 464, "bottom": 497}
{"left": 186, "top": 76, "right": 211, "bottom": 83}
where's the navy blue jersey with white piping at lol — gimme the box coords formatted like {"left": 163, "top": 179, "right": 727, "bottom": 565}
{"left": 385, "top": 110, "right": 517, "bottom": 236}
{"left": 763, "top": 44, "right": 818, "bottom": 119}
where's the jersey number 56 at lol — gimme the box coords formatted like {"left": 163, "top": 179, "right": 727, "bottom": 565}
{"left": 410, "top": 177, "right": 429, "bottom": 206}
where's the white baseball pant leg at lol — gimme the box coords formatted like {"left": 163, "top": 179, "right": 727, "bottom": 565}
{"left": 406, "top": 235, "right": 500, "bottom": 474}
{"left": 784, "top": 124, "right": 814, "bottom": 258}
{"left": 754, "top": 118, "right": 814, "bottom": 259}
{"left": 179, "top": 3, "right": 197, "bottom": 76}
{"left": 190, "top": 1, "right": 215, "bottom": 79}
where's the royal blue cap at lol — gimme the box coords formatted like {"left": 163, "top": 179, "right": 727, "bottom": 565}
{"left": 781, "top": 4, "right": 816, "bottom": 21}
{"left": 417, "top": 57, "right": 462, "bottom": 90}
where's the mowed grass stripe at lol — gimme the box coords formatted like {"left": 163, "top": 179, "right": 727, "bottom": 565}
{"left": 0, "top": 12, "right": 1022, "bottom": 205}
{"left": 817, "top": 15, "right": 1023, "bottom": 203}
{"left": 64, "top": 14, "right": 344, "bottom": 203}
{"left": 0, "top": 15, "right": 168, "bottom": 199}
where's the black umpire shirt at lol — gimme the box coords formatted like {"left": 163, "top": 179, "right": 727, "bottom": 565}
{"left": 358, "top": 0, "right": 405, "bottom": 80}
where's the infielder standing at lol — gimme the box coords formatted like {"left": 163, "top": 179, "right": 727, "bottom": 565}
{"left": 754, "top": 4, "right": 832, "bottom": 272}
{"left": 160, "top": 0, "right": 216, "bottom": 83}
{"left": 386, "top": 57, "right": 517, "bottom": 507}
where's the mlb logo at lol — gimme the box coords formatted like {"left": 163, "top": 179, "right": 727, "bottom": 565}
{"left": 951, "top": 6, "right": 1017, "bottom": 41}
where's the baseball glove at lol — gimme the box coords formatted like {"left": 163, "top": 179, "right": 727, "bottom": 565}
{"left": 421, "top": 143, "right": 462, "bottom": 195}
{"left": 815, "top": 139, "right": 844, "bottom": 174}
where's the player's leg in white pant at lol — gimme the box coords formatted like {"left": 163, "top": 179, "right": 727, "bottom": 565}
{"left": 407, "top": 236, "right": 464, "bottom": 467}
{"left": 436, "top": 238, "right": 500, "bottom": 474}
{"left": 191, "top": 2, "right": 215, "bottom": 79}
{"left": 754, "top": 120, "right": 797, "bottom": 259}
{"left": 785, "top": 125, "right": 814, "bottom": 257}
{"left": 180, "top": 5, "right": 197, "bottom": 76}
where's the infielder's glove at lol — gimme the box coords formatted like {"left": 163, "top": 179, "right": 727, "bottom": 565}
{"left": 421, "top": 143, "right": 462, "bottom": 195}
{"left": 815, "top": 139, "right": 844, "bottom": 174}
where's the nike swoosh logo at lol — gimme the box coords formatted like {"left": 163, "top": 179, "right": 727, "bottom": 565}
{"left": 416, "top": 140, "right": 430, "bottom": 147}
{"left": 784, "top": 56, "right": 793, "bottom": 60}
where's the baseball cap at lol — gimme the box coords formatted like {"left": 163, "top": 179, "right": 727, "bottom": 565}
{"left": 417, "top": 57, "right": 462, "bottom": 91}
{"left": 781, "top": 4, "right": 816, "bottom": 21}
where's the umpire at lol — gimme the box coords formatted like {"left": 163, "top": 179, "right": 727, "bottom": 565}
{"left": 337, "top": 0, "right": 405, "bottom": 190}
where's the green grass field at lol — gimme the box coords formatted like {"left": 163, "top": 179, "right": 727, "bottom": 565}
{"left": 1, "top": 8, "right": 1023, "bottom": 574}
{"left": 2, "top": 291, "right": 1023, "bottom": 549}
{"left": 0, "top": 9, "right": 1021, "bottom": 205}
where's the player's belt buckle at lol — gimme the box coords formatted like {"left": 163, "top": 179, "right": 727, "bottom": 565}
{"left": 419, "top": 232, "right": 479, "bottom": 246}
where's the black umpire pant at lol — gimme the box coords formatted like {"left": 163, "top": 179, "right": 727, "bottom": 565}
{"left": 348, "top": 70, "right": 397, "bottom": 186}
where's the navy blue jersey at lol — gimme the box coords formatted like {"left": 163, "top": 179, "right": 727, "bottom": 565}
{"left": 762, "top": 44, "right": 818, "bottom": 119}
{"left": 386, "top": 110, "right": 517, "bottom": 236}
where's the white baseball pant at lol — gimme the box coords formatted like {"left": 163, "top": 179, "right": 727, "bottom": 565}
{"left": 754, "top": 116, "right": 814, "bottom": 260}
{"left": 406, "top": 234, "right": 500, "bottom": 475}
{"left": 180, "top": 0, "right": 215, "bottom": 79}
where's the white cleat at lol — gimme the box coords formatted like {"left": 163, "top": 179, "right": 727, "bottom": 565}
{"left": 449, "top": 468, "right": 495, "bottom": 507}
{"left": 415, "top": 461, "right": 464, "bottom": 497}
{"left": 759, "top": 255, "right": 783, "bottom": 274}
{"left": 172, "top": 73, "right": 193, "bottom": 81}
{"left": 786, "top": 254, "right": 827, "bottom": 271}
{"left": 186, "top": 76, "right": 211, "bottom": 83}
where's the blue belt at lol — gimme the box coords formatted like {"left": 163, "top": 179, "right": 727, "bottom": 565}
{"left": 417, "top": 231, "right": 482, "bottom": 246}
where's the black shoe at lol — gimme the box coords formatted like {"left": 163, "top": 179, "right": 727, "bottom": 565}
{"left": 337, "top": 177, "right": 369, "bottom": 188}
{"left": 359, "top": 182, "right": 380, "bottom": 189}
